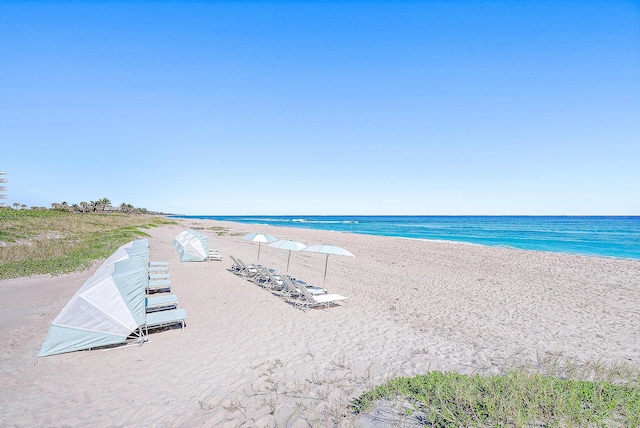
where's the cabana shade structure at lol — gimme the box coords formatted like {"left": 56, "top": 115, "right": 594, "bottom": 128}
{"left": 38, "top": 240, "right": 150, "bottom": 357}
{"left": 173, "top": 230, "right": 210, "bottom": 261}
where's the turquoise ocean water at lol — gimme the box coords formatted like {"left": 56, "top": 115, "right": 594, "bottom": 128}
{"left": 171, "top": 216, "right": 640, "bottom": 260}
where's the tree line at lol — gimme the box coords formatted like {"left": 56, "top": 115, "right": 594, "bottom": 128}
{"left": 7, "top": 197, "right": 149, "bottom": 214}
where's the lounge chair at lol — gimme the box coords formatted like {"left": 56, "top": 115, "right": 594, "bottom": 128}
{"left": 250, "top": 266, "right": 272, "bottom": 288}
{"left": 287, "top": 277, "right": 347, "bottom": 311}
{"left": 263, "top": 268, "right": 284, "bottom": 291}
{"left": 228, "top": 256, "right": 244, "bottom": 275}
{"left": 149, "top": 273, "right": 170, "bottom": 281}
{"left": 149, "top": 264, "right": 169, "bottom": 272}
{"left": 281, "top": 275, "right": 326, "bottom": 296}
{"left": 146, "top": 294, "right": 179, "bottom": 312}
{"left": 236, "top": 258, "right": 258, "bottom": 278}
{"left": 207, "top": 249, "right": 223, "bottom": 261}
{"left": 277, "top": 274, "right": 301, "bottom": 301}
{"left": 147, "top": 279, "right": 171, "bottom": 294}
{"left": 144, "top": 308, "right": 187, "bottom": 335}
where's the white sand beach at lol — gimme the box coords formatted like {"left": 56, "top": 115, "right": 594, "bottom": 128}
{"left": 1, "top": 218, "right": 639, "bottom": 426}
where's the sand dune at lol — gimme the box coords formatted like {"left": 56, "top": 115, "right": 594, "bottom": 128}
{"left": 1, "top": 218, "right": 639, "bottom": 426}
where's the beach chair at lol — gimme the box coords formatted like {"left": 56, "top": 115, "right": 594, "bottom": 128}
{"left": 207, "top": 251, "right": 223, "bottom": 262}
{"left": 237, "top": 258, "right": 258, "bottom": 279}
{"left": 250, "top": 266, "right": 272, "bottom": 288}
{"left": 146, "top": 294, "right": 179, "bottom": 313}
{"left": 263, "top": 268, "right": 284, "bottom": 291}
{"left": 281, "top": 274, "right": 326, "bottom": 296}
{"left": 150, "top": 261, "right": 169, "bottom": 267}
{"left": 149, "top": 264, "right": 169, "bottom": 273}
{"left": 278, "top": 274, "right": 302, "bottom": 302}
{"left": 149, "top": 273, "right": 170, "bottom": 281}
{"left": 228, "top": 256, "right": 245, "bottom": 275}
{"left": 144, "top": 308, "right": 187, "bottom": 335}
{"left": 147, "top": 279, "right": 172, "bottom": 294}
{"left": 287, "top": 277, "right": 347, "bottom": 311}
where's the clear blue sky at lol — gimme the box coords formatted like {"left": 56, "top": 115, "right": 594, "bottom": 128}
{"left": 2, "top": 0, "right": 639, "bottom": 215}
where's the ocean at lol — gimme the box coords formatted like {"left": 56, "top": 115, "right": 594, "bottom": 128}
{"left": 171, "top": 215, "right": 640, "bottom": 260}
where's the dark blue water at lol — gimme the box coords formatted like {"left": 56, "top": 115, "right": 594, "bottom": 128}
{"left": 170, "top": 216, "right": 640, "bottom": 260}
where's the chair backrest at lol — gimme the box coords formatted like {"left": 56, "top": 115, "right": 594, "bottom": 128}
{"left": 281, "top": 275, "right": 308, "bottom": 298}
{"left": 254, "top": 266, "right": 271, "bottom": 282}
{"left": 292, "top": 277, "right": 316, "bottom": 302}
{"left": 230, "top": 255, "right": 241, "bottom": 267}
{"left": 265, "top": 269, "right": 282, "bottom": 286}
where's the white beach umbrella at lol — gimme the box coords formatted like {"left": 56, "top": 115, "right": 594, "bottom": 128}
{"left": 267, "top": 239, "right": 307, "bottom": 272}
{"left": 302, "top": 244, "right": 355, "bottom": 289}
{"left": 241, "top": 233, "right": 278, "bottom": 261}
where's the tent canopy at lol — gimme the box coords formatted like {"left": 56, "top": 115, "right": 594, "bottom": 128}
{"left": 173, "top": 229, "right": 210, "bottom": 261}
{"left": 38, "top": 239, "right": 150, "bottom": 357}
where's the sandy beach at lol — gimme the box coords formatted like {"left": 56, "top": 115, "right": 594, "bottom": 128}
{"left": 1, "top": 217, "right": 639, "bottom": 426}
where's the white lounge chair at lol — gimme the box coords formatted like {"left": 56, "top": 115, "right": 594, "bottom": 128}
{"left": 263, "top": 268, "right": 284, "bottom": 291}
{"left": 149, "top": 264, "right": 169, "bottom": 273}
{"left": 149, "top": 273, "right": 170, "bottom": 281}
{"left": 237, "top": 258, "right": 258, "bottom": 279}
{"left": 147, "top": 279, "right": 171, "bottom": 294}
{"left": 288, "top": 277, "right": 347, "bottom": 311}
{"left": 207, "top": 249, "right": 223, "bottom": 261}
{"left": 146, "top": 294, "right": 179, "bottom": 312}
{"left": 250, "top": 266, "right": 273, "bottom": 288}
{"left": 281, "top": 275, "right": 326, "bottom": 296}
{"left": 228, "top": 255, "right": 243, "bottom": 274}
{"left": 144, "top": 308, "right": 187, "bottom": 335}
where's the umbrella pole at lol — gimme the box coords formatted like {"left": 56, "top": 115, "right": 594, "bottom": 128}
{"left": 287, "top": 250, "right": 291, "bottom": 272}
{"left": 322, "top": 254, "right": 329, "bottom": 290}
{"left": 257, "top": 242, "right": 261, "bottom": 261}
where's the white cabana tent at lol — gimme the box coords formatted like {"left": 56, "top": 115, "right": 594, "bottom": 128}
{"left": 172, "top": 230, "right": 191, "bottom": 250}
{"left": 38, "top": 239, "right": 150, "bottom": 357}
{"left": 173, "top": 229, "right": 209, "bottom": 262}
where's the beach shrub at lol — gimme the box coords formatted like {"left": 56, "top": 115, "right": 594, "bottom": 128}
{"left": 0, "top": 210, "right": 176, "bottom": 279}
{"left": 352, "top": 369, "right": 640, "bottom": 427}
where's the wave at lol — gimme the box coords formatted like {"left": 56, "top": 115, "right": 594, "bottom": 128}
{"left": 292, "top": 218, "right": 359, "bottom": 224}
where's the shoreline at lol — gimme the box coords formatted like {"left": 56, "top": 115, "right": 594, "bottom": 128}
{"left": 2, "top": 217, "right": 639, "bottom": 426}
{"left": 173, "top": 215, "right": 640, "bottom": 262}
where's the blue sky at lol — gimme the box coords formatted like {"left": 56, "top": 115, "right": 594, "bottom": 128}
{"left": 2, "top": 0, "right": 639, "bottom": 215}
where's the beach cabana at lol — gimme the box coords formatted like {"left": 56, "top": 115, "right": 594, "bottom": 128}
{"left": 172, "top": 230, "right": 191, "bottom": 250}
{"left": 38, "top": 239, "right": 150, "bottom": 357}
{"left": 173, "top": 229, "right": 210, "bottom": 261}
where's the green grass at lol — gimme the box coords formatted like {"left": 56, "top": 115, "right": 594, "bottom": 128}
{"left": 0, "top": 209, "right": 177, "bottom": 279}
{"left": 352, "top": 359, "right": 640, "bottom": 427}
{"left": 207, "top": 226, "right": 232, "bottom": 236}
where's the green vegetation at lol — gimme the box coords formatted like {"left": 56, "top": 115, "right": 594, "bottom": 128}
{"left": 207, "top": 226, "right": 231, "bottom": 236}
{"left": 353, "top": 358, "right": 640, "bottom": 427}
{"left": 0, "top": 208, "right": 176, "bottom": 279}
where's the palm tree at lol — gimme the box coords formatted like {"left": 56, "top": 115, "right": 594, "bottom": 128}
{"left": 89, "top": 200, "right": 97, "bottom": 212}
{"left": 80, "top": 202, "right": 89, "bottom": 213}
{"left": 99, "top": 197, "right": 112, "bottom": 212}
{"left": 12, "top": 202, "right": 19, "bottom": 209}
{"left": 20, "top": 204, "right": 26, "bottom": 210}
{"left": 120, "top": 202, "right": 129, "bottom": 213}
